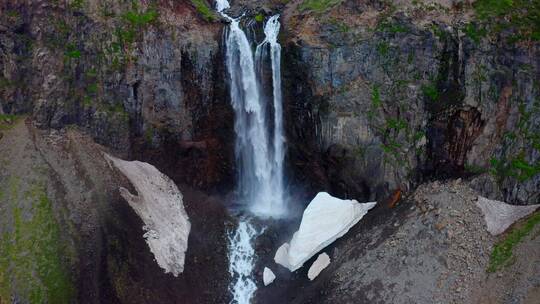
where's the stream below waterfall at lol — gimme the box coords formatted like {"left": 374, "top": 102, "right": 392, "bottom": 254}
{"left": 227, "top": 220, "right": 260, "bottom": 304}
{"left": 216, "top": 0, "right": 287, "bottom": 303}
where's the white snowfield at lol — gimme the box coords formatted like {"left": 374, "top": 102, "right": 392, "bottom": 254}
{"left": 308, "top": 253, "right": 331, "bottom": 280}
{"left": 105, "top": 154, "right": 191, "bottom": 277}
{"left": 476, "top": 196, "right": 540, "bottom": 236}
{"left": 263, "top": 267, "right": 276, "bottom": 286}
{"left": 275, "top": 192, "right": 376, "bottom": 271}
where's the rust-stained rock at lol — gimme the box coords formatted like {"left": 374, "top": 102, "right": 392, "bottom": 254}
{"left": 388, "top": 189, "right": 402, "bottom": 208}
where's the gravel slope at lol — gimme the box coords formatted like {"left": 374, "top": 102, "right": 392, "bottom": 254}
{"left": 258, "top": 180, "right": 540, "bottom": 304}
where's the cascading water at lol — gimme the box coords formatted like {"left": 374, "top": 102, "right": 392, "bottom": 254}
{"left": 216, "top": 1, "right": 286, "bottom": 303}
{"left": 253, "top": 15, "right": 286, "bottom": 217}
{"left": 218, "top": 1, "right": 286, "bottom": 219}
{"left": 227, "top": 220, "right": 260, "bottom": 304}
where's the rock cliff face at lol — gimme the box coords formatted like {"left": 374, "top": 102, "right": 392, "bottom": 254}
{"left": 1, "top": 0, "right": 539, "bottom": 303}
{"left": 280, "top": 0, "right": 540, "bottom": 205}
{"left": 0, "top": 119, "right": 231, "bottom": 304}
{"left": 2, "top": 1, "right": 538, "bottom": 203}
{"left": 259, "top": 180, "right": 540, "bottom": 304}
{"left": 1, "top": 0, "right": 234, "bottom": 191}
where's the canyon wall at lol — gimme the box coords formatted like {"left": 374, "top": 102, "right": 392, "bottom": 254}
{"left": 0, "top": 0, "right": 539, "bottom": 303}
{"left": 280, "top": 0, "right": 540, "bottom": 205}
{"left": 3, "top": 0, "right": 538, "bottom": 205}
{"left": 1, "top": 0, "right": 234, "bottom": 191}
{"left": 1, "top": 1, "right": 233, "bottom": 303}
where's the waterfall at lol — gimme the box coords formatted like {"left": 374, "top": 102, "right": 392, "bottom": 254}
{"left": 252, "top": 15, "right": 286, "bottom": 218}
{"left": 227, "top": 221, "right": 259, "bottom": 304}
{"left": 217, "top": 1, "right": 286, "bottom": 219}
{"left": 217, "top": 1, "right": 286, "bottom": 303}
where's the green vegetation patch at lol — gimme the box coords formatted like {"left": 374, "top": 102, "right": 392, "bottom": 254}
{"left": 0, "top": 179, "right": 75, "bottom": 303}
{"left": 371, "top": 85, "right": 381, "bottom": 108}
{"left": 299, "top": 0, "right": 343, "bottom": 13}
{"left": 464, "top": 23, "right": 487, "bottom": 44}
{"left": 190, "top": 0, "right": 216, "bottom": 21}
{"left": 122, "top": 9, "right": 158, "bottom": 27}
{"left": 473, "top": 0, "right": 540, "bottom": 41}
{"left": 0, "top": 76, "right": 12, "bottom": 90}
{"left": 87, "top": 83, "right": 99, "bottom": 95}
{"left": 422, "top": 83, "right": 439, "bottom": 102}
{"left": 376, "top": 41, "right": 390, "bottom": 57}
{"left": 326, "top": 17, "right": 350, "bottom": 33}
{"left": 490, "top": 101, "right": 540, "bottom": 182}
{"left": 255, "top": 13, "right": 265, "bottom": 22}
{"left": 490, "top": 154, "right": 540, "bottom": 182}
{"left": 488, "top": 211, "right": 540, "bottom": 272}
{"left": 6, "top": 10, "right": 20, "bottom": 18}
{"left": 65, "top": 44, "right": 81, "bottom": 59}
{"left": 377, "top": 20, "right": 409, "bottom": 34}
{"left": 0, "top": 114, "right": 21, "bottom": 131}
{"left": 70, "top": 0, "right": 85, "bottom": 11}
{"left": 104, "top": 6, "right": 160, "bottom": 71}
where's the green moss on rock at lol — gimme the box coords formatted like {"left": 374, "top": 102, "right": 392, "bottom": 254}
{"left": 190, "top": 0, "right": 216, "bottom": 21}
{"left": 0, "top": 178, "right": 75, "bottom": 303}
{"left": 255, "top": 13, "right": 264, "bottom": 22}
{"left": 0, "top": 114, "right": 22, "bottom": 131}
{"left": 474, "top": 0, "right": 540, "bottom": 42}
{"left": 488, "top": 211, "right": 540, "bottom": 272}
{"left": 299, "top": 0, "right": 343, "bottom": 13}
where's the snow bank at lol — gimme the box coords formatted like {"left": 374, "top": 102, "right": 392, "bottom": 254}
{"left": 105, "top": 154, "right": 190, "bottom": 276}
{"left": 476, "top": 196, "right": 539, "bottom": 235}
{"left": 275, "top": 192, "right": 376, "bottom": 271}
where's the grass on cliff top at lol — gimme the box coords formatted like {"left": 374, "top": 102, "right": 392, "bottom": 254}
{"left": 487, "top": 211, "right": 540, "bottom": 272}
{"left": 299, "top": 0, "right": 343, "bottom": 13}
{"left": 0, "top": 177, "right": 75, "bottom": 303}
{"left": 191, "top": 0, "right": 216, "bottom": 21}
{"left": 122, "top": 9, "right": 158, "bottom": 27}
{"left": 473, "top": 0, "right": 540, "bottom": 41}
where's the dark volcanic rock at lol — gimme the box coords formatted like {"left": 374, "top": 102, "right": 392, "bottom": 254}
{"left": 0, "top": 0, "right": 235, "bottom": 192}
{"left": 0, "top": 120, "right": 232, "bottom": 303}
{"left": 280, "top": 1, "right": 540, "bottom": 205}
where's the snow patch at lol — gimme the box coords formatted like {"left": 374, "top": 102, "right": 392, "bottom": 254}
{"left": 263, "top": 267, "right": 276, "bottom": 286}
{"left": 476, "top": 196, "right": 540, "bottom": 235}
{"left": 275, "top": 192, "right": 376, "bottom": 271}
{"left": 308, "top": 253, "right": 330, "bottom": 280}
{"left": 105, "top": 154, "right": 190, "bottom": 276}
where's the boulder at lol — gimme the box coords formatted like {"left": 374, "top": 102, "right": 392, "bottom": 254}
{"left": 105, "top": 154, "right": 191, "bottom": 276}
{"left": 275, "top": 192, "right": 376, "bottom": 271}
{"left": 263, "top": 267, "right": 276, "bottom": 286}
{"left": 476, "top": 196, "right": 540, "bottom": 236}
{"left": 307, "top": 253, "right": 330, "bottom": 280}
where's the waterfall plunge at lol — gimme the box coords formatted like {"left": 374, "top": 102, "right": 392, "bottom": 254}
{"left": 218, "top": 1, "right": 286, "bottom": 219}
{"left": 217, "top": 1, "right": 286, "bottom": 303}
{"left": 253, "top": 15, "right": 286, "bottom": 218}
{"left": 227, "top": 221, "right": 260, "bottom": 304}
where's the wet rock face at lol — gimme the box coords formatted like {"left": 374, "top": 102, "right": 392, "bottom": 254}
{"left": 0, "top": 0, "right": 234, "bottom": 191}
{"left": 281, "top": 3, "right": 540, "bottom": 205}
{"left": 1, "top": 2, "right": 538, "bottom": 202}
